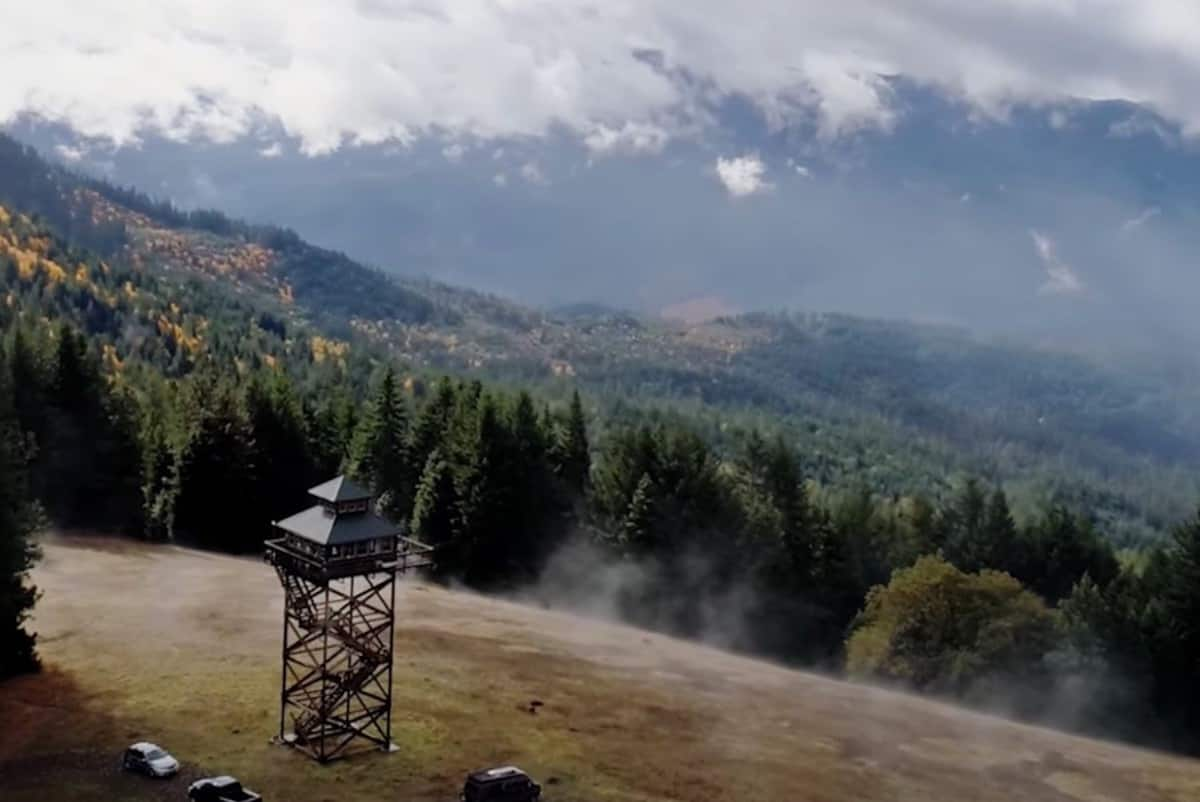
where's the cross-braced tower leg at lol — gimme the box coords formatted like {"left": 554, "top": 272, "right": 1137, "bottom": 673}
{"left": 274, "top": 567, "right": 397, "bottom": 762}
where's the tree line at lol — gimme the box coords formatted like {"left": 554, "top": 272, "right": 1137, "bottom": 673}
{"left": 4, "top": 315, "right": 1200, "bottom": 754}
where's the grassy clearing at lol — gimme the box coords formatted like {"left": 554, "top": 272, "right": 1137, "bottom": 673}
{"left": 3, "top": 535, "right": 1200, "bottom": 801}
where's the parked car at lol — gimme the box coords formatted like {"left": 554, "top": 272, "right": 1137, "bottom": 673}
{"left": 121, "top": 742, "right": 180, "bottom": 778}
{"left": 461, "top": 766, "right": 542, "bottom": 802}
{"left": 186, "top": 776, "right": 262, "bottom": 802}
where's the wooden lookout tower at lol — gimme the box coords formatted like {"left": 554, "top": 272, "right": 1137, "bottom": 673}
{"left": 265, "top": 476, "right": 433, "bottom": 762}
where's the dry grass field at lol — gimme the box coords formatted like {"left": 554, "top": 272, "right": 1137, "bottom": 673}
{"left": 3, "top": 534, "right": 1200, "bottom": 802}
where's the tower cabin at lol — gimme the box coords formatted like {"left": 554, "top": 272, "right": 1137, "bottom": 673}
{"left": 266, "top": 476, "right": 428, "bottom": 582}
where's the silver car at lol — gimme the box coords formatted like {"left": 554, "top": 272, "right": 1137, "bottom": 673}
{"left": 121, "top": 742, "right": 180, "bottom": 777}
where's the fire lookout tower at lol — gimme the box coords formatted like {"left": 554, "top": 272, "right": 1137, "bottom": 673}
{"left": 265, "top": 476, "right": 433, "bottom": 762}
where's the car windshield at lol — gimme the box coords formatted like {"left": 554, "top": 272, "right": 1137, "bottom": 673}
{"left": 144, "top": 748, "right": 167, "bottom": 760}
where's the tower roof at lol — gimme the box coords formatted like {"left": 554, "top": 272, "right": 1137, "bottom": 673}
{"left": 274, "top": 504, "right": 401, "bottom": 545}
{"left": 308, "top": 475, "right": 372, "bottom": 504}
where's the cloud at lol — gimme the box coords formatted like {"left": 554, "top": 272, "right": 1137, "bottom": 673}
{"left": 715, "top": 155, "right": 769, "bottom": 197}
{"left": 1119, "top": 206, "right": 1160, "bottom": 234}
{"left": 1108, "top": 114, "right": 1178, "bottom": 143}
{"left": 583, "top": 121, "right": 670, "bottom": 155}
{"left": 258, "top": 141, "right": 283, "bottom": 158}
{"left": 1031, "top": 230, "right": 1085, "bottom": 296}
{"left": 54, "top": 143, "right": 86, "bottom": 162}
{"left": 519, "top": 161, "right": 549, "bottom": 185}
{"left": 7, "top": 2, "right": 1200, "bottom": 153}
{"left": 786, "top": 157, "right": 811, "bottom": 177}
{"left": 492, "top": 172, "right": 508, "bottom": 187}
{"left": 442, "top": 142, "right": 466, "bottom": 163}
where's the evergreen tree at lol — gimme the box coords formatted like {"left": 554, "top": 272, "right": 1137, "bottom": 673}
{"left": 305, "top": 386, "right": 357, "bottom": 477}
{"left": 247, "top": 371, "right": 315, "bottom": 521}
{"left": 509, "top": 391, "right": 557, "bottom": 566}
{"left": 556, "top": 390, "right": 590, "bottom": 493}
{"left": 453, "top": 394, "right": 517, "bottom": 586}
{"left": 8, "top": 327, "right": 47, "bottom": 449}
{"left": 1019, "top": 507, "right": 1119, "bottom": 603}
{"left": 0, "top": 348, "right": 41, "bottom": 677}
{"left": 980, "top": 488, "right": 1020, "bottom": 574}
{"left": 95, "top": 383, "right": 146, "bottom": 533}
{"left": 350, "top": 367, "right": 413, "bottom": 519}
{"left": 410, "top": 449, "right": 459, "bottom": 578}
{"left": 938, "top": 478, "right": 988, "bottom": 571}
{"left": 139, "top": 401, "right": 177, "bottom": 540}
{"left": 173, "top": 374, "right": 257, "bottom": 551}
{"left": 410, "top": 377, "right": 457, "bottom": 476}
{"left": 620, "top": 472, "right": 658, "bottom": 551}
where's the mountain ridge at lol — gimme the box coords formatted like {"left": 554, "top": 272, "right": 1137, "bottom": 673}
{"left": 1, "top": 131, "right": 1197, "bottom": 543}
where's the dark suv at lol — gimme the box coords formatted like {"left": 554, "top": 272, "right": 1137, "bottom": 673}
{"left": 461, "top": 766, "right": 542, "bottom": 802}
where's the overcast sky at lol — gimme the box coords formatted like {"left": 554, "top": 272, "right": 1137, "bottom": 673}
{"left": 6, "top": 1, "right": 1200, "bottom": 154}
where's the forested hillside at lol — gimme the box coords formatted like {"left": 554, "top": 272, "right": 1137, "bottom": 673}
{"left": 2, "top": 133, "right": 1196, "bottom": 545}
{"left": 3, "top": 135, "right": 1200, "bottom": 754}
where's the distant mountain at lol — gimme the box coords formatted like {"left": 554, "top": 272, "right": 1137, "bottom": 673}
{"left": 10, "top": 86, "right": 1200, "bottom": 359}
{"left": 2, "top": 132, "right": 1198, "bottom": 543}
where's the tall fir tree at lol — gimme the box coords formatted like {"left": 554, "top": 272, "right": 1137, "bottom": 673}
{"left": 410, "top": 449, "right": 460, "bottom": 578}
{"left": 556, "top": 390, "right": 590, "bottom": 493}
{"left": 0, "top": 348, "right": 41, "bottom": 677}
{"left": 620, "top": 472, "right": 659, "bottom": 552}
{"left": 247, "top": 371, "right": 316, "bottom": 522}
{"left": 172, "top": 374, "right": 257, "bottom": 551}
{"left": 410, "top": 377, "right": 457, "bottom": 477}
{"left": 350, "top": 367, "right": 413, "bottom": 520}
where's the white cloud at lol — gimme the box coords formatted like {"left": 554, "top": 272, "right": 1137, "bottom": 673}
{"left": 519, "top": 161, "right": 548, "bottom": 185}
{"left": 715, "top": 155, "right": 769, "bottom": 197}
{"left": 6, "top": 2, "right": 1200, "bottom": 153}
{"left": 442, "top": 142, "right": 466, "bottom": 163}
{"left": 259, "top": 141, "right": 283, "bottom": 158}
{"left": 54, "top": 143, "right": 86, "bottom": 162}
{"left": 786, "top": 157, "right": 811, "bottom": 177}
{"left": 583, "top": 121, "right": 670, "bottom": 155}
{"left": 492, "top": 172, "right": 508, "bottom": 187}
{"left": 1031, "top": 230, "right": 1085, "bottom": 296}
{"left": 1119, "top": 206, "right": 1160, "bottom": 234}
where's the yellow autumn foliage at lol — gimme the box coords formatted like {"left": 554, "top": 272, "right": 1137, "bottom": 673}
{"left": 310, "top": 336, "right": 349, "bottom": 364}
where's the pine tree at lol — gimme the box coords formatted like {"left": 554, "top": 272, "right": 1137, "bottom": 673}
{"left": 96, "top": 383, "right": 146, "bottom": 533}
{"left": 939, "top": 478, "right": 988, "bottom": 571}
{"left": 620, "top": 472, "right": 658, "bottom": 552}
{"left": 410, "top": 449, "right": 459, "bottom": 578}
{"left": 140, "top": 403, "right": 177, "bottom": 540}
{"left": 980, "top": 488, "right": 1019, "bottom": 574}
{"left": 557, "top": 390, "right": 590, "bottom": 493}
{"left": 1020, "top": 507, "right": 1119, "bottom": 603}
{"left": 452, "top": 393, "right": 518, "bottom": 586}
{"left": 0, "top": 347, "right": 41, "bottom": 677}
{"left": 247, "top": 372, "right": 315, "bottom": 521}
{"left": 410, "top": 377, "right": 457, "bottom": 474}
{"left": 8, "top": 328, "right": 47, "bottom": 447}
{"left": 305, "top": 386, "right": 357, "bottom": 477}
{"left": 350, "top": 367, "right": 412, "bottom": 519}
{"left": 173, "top": 374, "right": 257, "bottom": 551}
{"left": 510, "top": 391, "right": 558, "bottom": 566}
